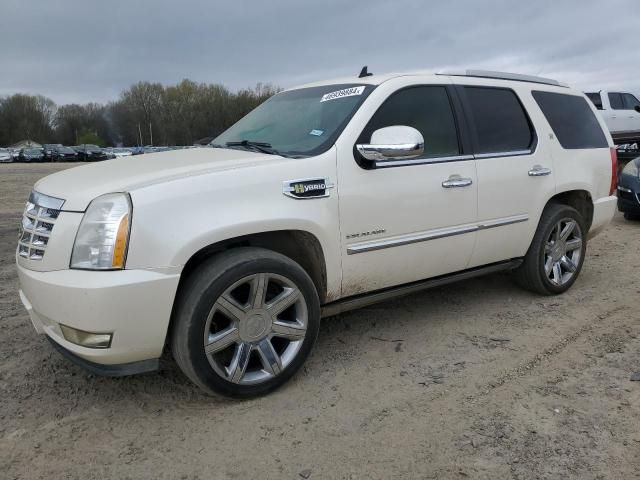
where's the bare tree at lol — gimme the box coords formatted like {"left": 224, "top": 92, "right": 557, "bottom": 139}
{"left": 1, "top": 80, "right": 279, "bottom": 147}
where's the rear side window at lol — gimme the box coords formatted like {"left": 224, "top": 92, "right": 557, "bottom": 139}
{"left": 608, "top": 92, "right": 624, "bottom": 110}
{"left": 358, "top": 86, "right": 460, "bottom": 158}
{"left": 585, "top": 92, "right": 603, "bottom": 110}
{"left": 463, "top": 87, "right": 534, "bottom": 154}
{"left": 532, "top": 91, "right": 608, "bottom": 149}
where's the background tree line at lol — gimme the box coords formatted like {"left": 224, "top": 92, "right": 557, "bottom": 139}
{"left": 0, "top": 80, "right": 279, "bottom": 147}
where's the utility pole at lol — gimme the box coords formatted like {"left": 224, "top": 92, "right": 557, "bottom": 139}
{"left": 149, "top": 122, "right": 153, "bottom": 146}
{"left": 138, "top": 123, "right": 143, "bottom": 146}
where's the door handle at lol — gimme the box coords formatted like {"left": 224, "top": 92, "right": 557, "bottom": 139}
{"left": 528, "top": 165, "right": 552, "bottom": 177}
{"left": 442, "top": 175, "right": 473, "bottom": 188}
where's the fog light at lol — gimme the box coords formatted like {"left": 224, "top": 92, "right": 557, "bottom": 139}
{"left": 59, "top": 324, "right": 112, "bottom": 349}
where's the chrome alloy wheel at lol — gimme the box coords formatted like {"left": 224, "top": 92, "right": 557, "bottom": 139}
{"left": 203, "top": 273, "right": 308, "bottom": 385}
{"left": 543, "top": 218, "right": 583, "bottom": 286}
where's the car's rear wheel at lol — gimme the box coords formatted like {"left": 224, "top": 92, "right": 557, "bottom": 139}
{"left": 171, "top": 248, "right": 320, "bottom": 397}
{"left": 623, "top": 212, "right": 640, "bottom": 221}
{"left": 513, "top": 203, "right": 587, "bottom": 295}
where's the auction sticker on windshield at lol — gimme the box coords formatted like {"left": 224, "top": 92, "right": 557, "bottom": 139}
{"left": 321, "top": 86, "right": 365, "bottom": 102}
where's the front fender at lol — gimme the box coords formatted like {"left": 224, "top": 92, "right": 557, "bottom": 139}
{"left": 125, "top": 150, "right": 342, "bottom": 298}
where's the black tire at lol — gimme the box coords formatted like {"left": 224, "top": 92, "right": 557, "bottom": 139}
{"left": 171, "top": 247, "right": 321, "bottom": 398}
{"left": 513, "top": 203, "right": 587, "bottom": 295}
{"left": 623, "top": 212, "right": 640, "bottom": 221}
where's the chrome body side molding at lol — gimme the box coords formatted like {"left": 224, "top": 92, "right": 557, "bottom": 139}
{"left": 474, "top": 150, "right": 532, "bottom": 159}
{"left": 347, "top": 214, "right": 528, "bottom": 255}
{"left": 374, "top": 154, "right": 474, "bottom": 168}
{"left": 321, "top": 259, "right": 523, "bottom": 318}
{"left": 371, "top": 150, "right": 535, "bottom": 169}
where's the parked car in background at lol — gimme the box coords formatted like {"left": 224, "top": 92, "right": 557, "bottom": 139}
{"left": 18, "top": 148, "right": 44, "bottom": 163}
{"left": 42, "top": 144, "right": 63, "bottom": 161}
{"left": 617, "top": 156, "right": 640, "bottom": 220}
{"left": 585, "top": 91, "right": 640, "bottom": 143}
{"left": 0, "top": 148, "right": 13, "bottom": 163}
{"left": 16, "top": 69, "right": 617, "bottom": 398}
{"left": 52, "top": 146, "right": 78, "bottom": 162}
{"left": 106, "top": 148, "right": 133, "bottom": 158}
{"left": 615, "top": 142, "right": 639, "bottom": 166}
{"left": 74, "top": 144, "right": 109, "bottom": 162}
{"left": 9, "top": 149, "right": 21, "bottom": 161}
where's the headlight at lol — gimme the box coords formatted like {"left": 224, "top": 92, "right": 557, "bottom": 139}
{"left": 622, "top": 160, "right": 639, "bottom": 177}
{"left": 71, "top": 193, "right": 131, "bottom": 270}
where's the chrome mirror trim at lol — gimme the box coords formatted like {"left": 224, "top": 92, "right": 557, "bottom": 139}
{"left": 356, "top": 142, "right": 424, "bottom": 161}
{"left": 356, "top": 125, "right": 425, "bottom": 162}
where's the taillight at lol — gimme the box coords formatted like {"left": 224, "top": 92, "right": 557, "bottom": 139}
{"left": 610, "top": 147, "right": 618, "bottom": 196}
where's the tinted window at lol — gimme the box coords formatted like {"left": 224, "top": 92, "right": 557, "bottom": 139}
{"left": 532, "top": 91, "right": 608, "bottom": 149}
{"left": 463, "top": 87, "right": 533, "bottom": 154}
{"left": 358, "top": 86, "right": 460, "bottom": 158}
{"left": 585, "top": 92, "right": 603, "bottom": 110}
{"left": 608, "top": 92, "right": 624, "bottom": 110}
{"left": 622, "top": 93, "right": 640, "bottom": 110}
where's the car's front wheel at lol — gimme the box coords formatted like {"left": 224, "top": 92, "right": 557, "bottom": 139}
{"left": 513, "top": 203, "right": 587, "bottom": 295}
{"left": 171, "top": 248, "right": 320, "bottom": 397}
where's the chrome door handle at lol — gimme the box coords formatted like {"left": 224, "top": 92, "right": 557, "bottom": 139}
{"left": 442, "top": 175, "right": 473, "bottom": 188}
{"left": 528, "top": 165, "right": 552, "bottom": 177}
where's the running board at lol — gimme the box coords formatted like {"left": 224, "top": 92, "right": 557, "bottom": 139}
{"left": 321, "top": 259, "right": 523, "bottom": 318}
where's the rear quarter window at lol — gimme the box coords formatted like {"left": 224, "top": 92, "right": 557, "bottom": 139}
{"left": 532, "top": 91, "right": 608, "bottom": 149}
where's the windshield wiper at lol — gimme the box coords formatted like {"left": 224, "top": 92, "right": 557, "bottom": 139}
{"left": 225, "top": 140, "right": 282, "bottom": 156}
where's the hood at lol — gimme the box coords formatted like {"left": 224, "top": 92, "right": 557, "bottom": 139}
{"left": 35, "top": 147, "right": 285, "bottom": 211}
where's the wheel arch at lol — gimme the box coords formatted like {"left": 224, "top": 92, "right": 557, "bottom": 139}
{"left": 545, "top": 189, "right": 594, "bottom": 231}
{"left": 175, "top": 230, "right": 329, "bottom": 305}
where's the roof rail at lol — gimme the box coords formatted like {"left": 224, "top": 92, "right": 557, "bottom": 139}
{"left": 437, "top": 69, "right": 568, "bottom": 88}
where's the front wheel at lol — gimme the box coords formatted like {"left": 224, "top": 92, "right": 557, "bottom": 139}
{"left": 171, "top": 248, "right": 320, "bottom": 397}
{"left": 513, "top": 204, "right": 587, "bottom": 295}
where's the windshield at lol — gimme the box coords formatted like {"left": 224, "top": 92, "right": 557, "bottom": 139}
{"left": 212, "top": 84, "right": 374, "bottom": 157}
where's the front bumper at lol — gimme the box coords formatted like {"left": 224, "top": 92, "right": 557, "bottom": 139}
{"left": 46, "top": 336, "right": 160, "bottom": 376}
{"left": 17, "top": 262, "right": 180, "bottom": 369}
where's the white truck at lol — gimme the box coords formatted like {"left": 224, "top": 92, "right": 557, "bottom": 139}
{"left": 585, "top": 90, "right": 640, "bottom": 143}
{"left": 17, "top": 69, "right": 617, "bottom": 397}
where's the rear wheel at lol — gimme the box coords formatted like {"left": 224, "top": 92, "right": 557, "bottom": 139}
{"left": 623, "top": 212, "right": 640, "bottom": 221}
{"left": 513, "top": 204, "right": 587, "bottom": 295}
{"left": 171, "top": 248, "right": 320, "bottom": 397}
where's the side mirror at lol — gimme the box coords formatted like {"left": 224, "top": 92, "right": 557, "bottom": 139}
{"left": 635, "top": 105, "right": 640, "bottom": 113}
{"left": 356, "top": 125, "right": 424, "bottom": 162}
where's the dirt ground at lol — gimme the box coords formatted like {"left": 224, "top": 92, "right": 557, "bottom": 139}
{"left": 1, "top": 162, "right": 639, "bottom": 480}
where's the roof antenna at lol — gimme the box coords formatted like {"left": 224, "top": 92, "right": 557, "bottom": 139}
{"left": 358, "top": 66, "right": 373, "bottom": 78}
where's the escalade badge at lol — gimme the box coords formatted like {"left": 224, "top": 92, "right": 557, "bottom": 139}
{"left": 283, "top": 178, "right": 334, "bottom": 199}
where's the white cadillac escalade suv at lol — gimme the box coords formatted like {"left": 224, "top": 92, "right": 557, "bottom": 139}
{"left": 17, "top": 69, "right": 618, "bottom": 397}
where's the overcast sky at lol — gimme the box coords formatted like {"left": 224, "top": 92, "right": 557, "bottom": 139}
{"left": 2, "top": 0, "right": 639, "bottom": 105}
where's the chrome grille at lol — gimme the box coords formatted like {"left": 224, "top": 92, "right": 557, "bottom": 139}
{"left": 18, "top": 191, "right": 65, "bottom": 261}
